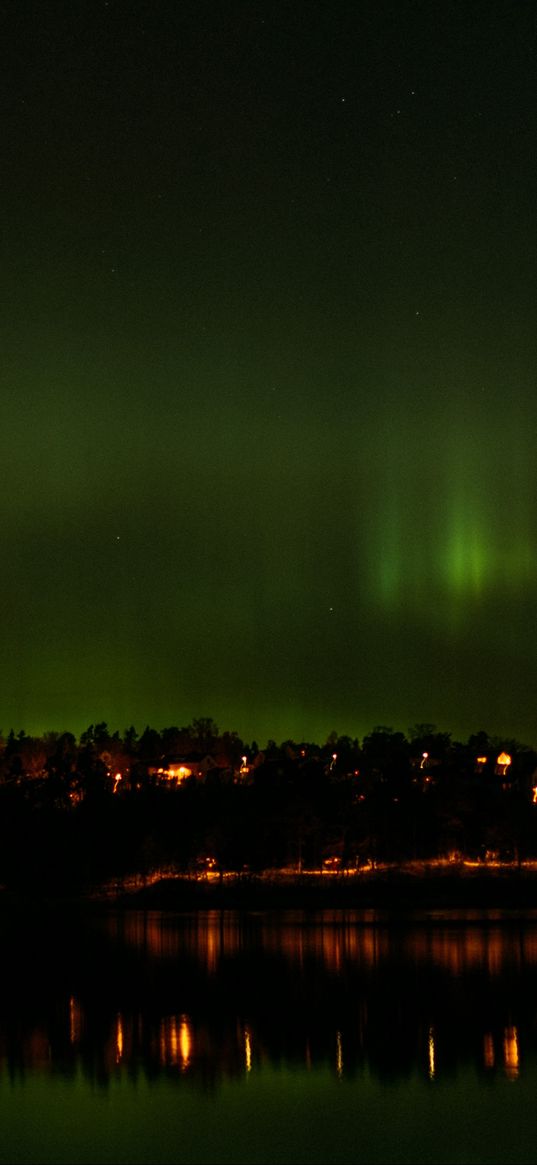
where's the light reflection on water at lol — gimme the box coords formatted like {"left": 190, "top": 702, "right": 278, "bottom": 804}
{"left": 106, "top": 905, "right": 537, "bottom": 978}
{"left": 1, "top": 910, "right": 537, "bottom": 1161}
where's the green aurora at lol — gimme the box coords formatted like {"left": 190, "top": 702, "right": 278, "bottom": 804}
{"left": 2, "top": 0, "right": 537, "bottom": 746}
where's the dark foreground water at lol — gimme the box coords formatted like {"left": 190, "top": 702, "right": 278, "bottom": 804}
{"left": 2, "top": 907, "right": 537, "bottom": 1163}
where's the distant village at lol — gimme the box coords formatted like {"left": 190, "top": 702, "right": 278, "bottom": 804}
{"left": 1, "top": 717, "right": 537, "bottom": 890}
{"left": 1, "top": 716, "right": 535, "bottom": 789}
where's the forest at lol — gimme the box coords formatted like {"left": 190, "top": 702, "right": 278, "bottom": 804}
{"left": 0, "top": 718, "right": 536, "bottom": 894}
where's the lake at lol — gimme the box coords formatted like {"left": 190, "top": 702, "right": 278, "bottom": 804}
{"left": 1, "top": 906, "right": 537, "bottom": 1163}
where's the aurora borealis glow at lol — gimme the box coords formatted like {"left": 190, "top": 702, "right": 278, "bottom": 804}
{"left": 2, "top": 0, "right": 537, "bottom": 746}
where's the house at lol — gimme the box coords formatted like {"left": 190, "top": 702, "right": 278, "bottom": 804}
{"left": 149, "top": 753, "right": 222, "bottom": 786}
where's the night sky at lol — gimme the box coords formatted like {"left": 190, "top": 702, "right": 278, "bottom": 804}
{"left": 3, "top": 0, "right": 537, "bottom": 747}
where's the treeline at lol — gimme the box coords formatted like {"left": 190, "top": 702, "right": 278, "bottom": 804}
{"left": 0, "top": 719, "right": 537, "bottom": 893}
{"left": 0, "top": 717, "right": 534, "bottom": 780}
{"left": 0, "top": 717, "right": 245, "bottom": 782}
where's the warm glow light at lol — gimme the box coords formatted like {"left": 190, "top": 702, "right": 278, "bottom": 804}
{"left": 428, "top": 1026, "right": 435, "bottom": 1080}
{"left": 336, "top": 1030, "right": 343, "bottom": 1079}
{"left": 160, "top": 1016, "right": 183, "bottom": 1065}
{"left": 158, "top": 1013, "right": 193, "bottom": 1069}
{"left": 483, "top": 1032, "right": 495, "bottom": 1069}
{"left": 503, "top": 1025, "right": 519, "bottom": 1079}
{"left": 179, "top": 1015, "right": 192, "bottom": 1070}
{"left": 476, "top": 756, "right": 488, "bottom": 765}
{"left": 162, "top": 765, "right": 194, "bottom": 782}
{"left": 244, "top": 1026, "right": 252, "bottom": 1074}
{"left": 495, "top": 752, "right": 513, "bottom": 777}
{"left": 116, "top": 1013, "right": 124, "bottom": 1063}
{"left": 69, "top": 995, "right": 83, "bottom": 1045}
{"left": 532, "top": 786, "right": 537, "bottom": 804}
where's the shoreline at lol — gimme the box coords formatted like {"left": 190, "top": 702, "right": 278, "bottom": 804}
{"left": 70, "top": 862, "right": 537, "bottom": 915}
{"left": 6, "top": 862, "right": 537, "bottom": 918}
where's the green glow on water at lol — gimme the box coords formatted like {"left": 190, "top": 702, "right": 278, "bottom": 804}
{"left": 1, "top": 1064, "right": 537, "bottom": 1165}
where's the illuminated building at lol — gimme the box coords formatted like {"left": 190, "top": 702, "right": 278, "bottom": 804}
{"left": 495, "top": 752, "right": 512, "bottom": 777}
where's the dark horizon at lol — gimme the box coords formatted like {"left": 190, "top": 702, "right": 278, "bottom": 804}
{"left": 0, "top": 715, "right": 534, "bottom": 754}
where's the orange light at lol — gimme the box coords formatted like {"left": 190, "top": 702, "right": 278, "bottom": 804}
{"left": 116, "top": 1013, "right": 124, "bottom": 1063}
{"left": 532, "top": 786, "right": 537, "bottom": 804}
{"left": 503, "top": 1026, "right": 519, "bottom": 1079}
{"left": 69, "top": 995, "right": 83, "bottom": 1045}
{"left": 244, "top": 1026, "right": 252, "bottom": 1074}
{"left": 476, "top": 756, "right": 487, "bottom": 765}
{"left": 179, "top": 1016, "right": 192, "bottom": 1070}
{"left": 168, "top": 765, "right": 192, "bottom": 781}
{"left": 497, "top": 752, "right": 512, "bottom": 767}
{"left": 428, "top": 1026, "right": 435, "bottom": 1080}
{"left": 483, "top": 1032, "right": 495, "bottom": 1069}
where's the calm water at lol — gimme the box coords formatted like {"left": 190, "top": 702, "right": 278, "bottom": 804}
{"left": 2, "top": 908, "right": 537, "bottom": 1163}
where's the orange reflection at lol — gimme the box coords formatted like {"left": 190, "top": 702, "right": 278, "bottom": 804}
{"left": 244, "top": 1026, "right": 252, "bottom": 1074}
{"left": 503, "top": 1026, "right": 519, "bottom": 1079}
{"left": 483, "top": 1032, "right": 495, "bottom": 1069}
{"left": 116, "top": 913, "right": 537, "bottom": 981}
{"left": 179, "top": 1015, "right": 192, "bottom": 1070}
{"left": 160, "top": 1015, "right": 192, "bottom": 1068}
{"left": 69, "top": 995, "right": 83, "bottom": 1045}
{"left": 116, "top": 1013, "right": 124, "bottom": 1063}
{"left": 160, "top": 1016, "right": 176, "bottom": 1066}
{"left": 428, "top": 1026, "right": 435, "bottom": 1080}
